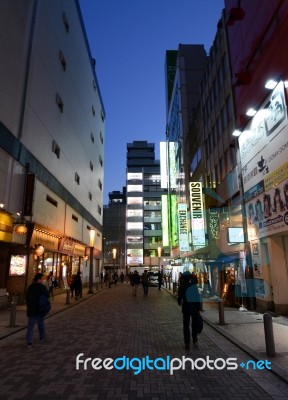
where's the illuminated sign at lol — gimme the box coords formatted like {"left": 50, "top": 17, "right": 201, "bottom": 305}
{"left": 160, "top": 142, "right": 168, "bottom": 189}
{"left": 169, "top": 142, "right": 177, "bottom": 189}
{"left": 127, "top": 185, "right": 143, "bottom": 192}
{"left": 178, "top": 203, "right": 189, "bottom": 252}
{"left": 189, "top": 182, "right": 205, "bottom": 247}
{"left": 127, "top": 172, "right": 143, "bottom": 180}
{"left": 9, "top": 255, "right": 27, "bottom": 276}
{"left": 170, "top": 194, "right": 178, "bottom": 247}
{"left": 161, "top": 195, "right": 169, "bottom": 247}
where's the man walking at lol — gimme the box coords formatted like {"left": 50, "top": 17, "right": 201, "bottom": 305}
{"left": 141, "top": 270, "right": 150, "bottom": 295}
{"left": 178, "top": 271, "right": 202, "bottom": 350}
{"left": 26, "top": 273, "right": 50, "bottom": 348}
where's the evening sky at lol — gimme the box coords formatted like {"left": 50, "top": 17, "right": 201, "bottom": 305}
{"left": 78, "top": 0, "right": 224, "bottom": 204}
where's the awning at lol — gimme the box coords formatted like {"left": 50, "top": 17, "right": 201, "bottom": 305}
{"left": 205, "top": 253, "right": 239, "bottom": 265}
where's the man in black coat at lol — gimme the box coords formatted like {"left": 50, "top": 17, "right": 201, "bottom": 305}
{"left": 26, "top": 272, "right": 50, "bottom": 347}
{"left": 178, "top": 271, "right": 202, "bottom": 350}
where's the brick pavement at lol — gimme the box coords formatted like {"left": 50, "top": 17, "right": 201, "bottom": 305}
{"left": 0, "top": 283, "right": 287, "bottom": 399}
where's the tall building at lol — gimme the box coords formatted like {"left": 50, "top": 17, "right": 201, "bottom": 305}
{"left": 165, "top": 45, "right": 207, "bottom": 258}
{"left": 0, "top": 0, "right": 105, "bottom": 301}
{"left": 125, "top": 141, "right": 167, "bottom": 271}
{"left": 103, "top": 189, "right": 126, "bottom": 272}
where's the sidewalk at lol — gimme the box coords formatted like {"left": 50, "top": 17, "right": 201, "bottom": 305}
{"left": 1, "top": 282, "right": 288, "bottom": 385}
{"left": 0, "top": 284, "right": 108, "bottom": 340}
{"left": 164, "top": 283, "right": 288, "bottom": 384}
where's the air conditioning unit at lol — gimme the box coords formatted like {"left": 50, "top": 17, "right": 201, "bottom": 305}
{"left": 227, "top": 7, "right": 245, "bottom": 26}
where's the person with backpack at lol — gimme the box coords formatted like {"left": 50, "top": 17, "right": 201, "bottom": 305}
{"left": 178, "top": 271, "right": 202, "bottom": 350}
{"left": 25, "top": 272, "right": 51, "bottom": 348}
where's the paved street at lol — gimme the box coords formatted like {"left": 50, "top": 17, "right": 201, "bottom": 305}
{"left": 0, "top": 283, "right": 288, "bottom": 399}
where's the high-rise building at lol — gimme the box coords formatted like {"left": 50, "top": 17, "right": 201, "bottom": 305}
{"left": 0, "top": 0, "right": 105, "bottom": 301}
{"left": 125, "top": 141, "right": 167, "bottom": 271}
{"left": 103, "top": 189, "right": 126, "bottom": 272}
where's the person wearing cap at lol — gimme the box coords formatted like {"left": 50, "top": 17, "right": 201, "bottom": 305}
{"left": 25, "top": 272, "right": 50, "bottom": 348}
{"left": 178, "top": 271, "right": 201, "bottom": 350}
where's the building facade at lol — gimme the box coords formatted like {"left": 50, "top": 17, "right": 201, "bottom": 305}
{"left": 125, "top": 141, "right": 167, "bottom": 272}
{"left": 0, "top": 0, "right": 105, "bottom": 301}
{"left": 103, "top": 189, "right": 126, "bottom": 273}
{"left": 225, "top": 0, "right": 288, "bottom": 314}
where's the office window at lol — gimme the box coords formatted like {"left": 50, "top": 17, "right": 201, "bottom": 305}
{"left": 100, "top": 131, "right": 103, "bottom": 144}
{"left": 99, "top": 155, "right": 103, "bottom": 167}
{"left": 59, "top": 51, "right": 66, "bottom": 71}
{"left": 88, "top": 192, "right": 92, "bottom": 201}
{"left": 90, "top": 161, "right": 93, "bottom": 171}
{"left": 75, "top": 173, "right": 80, "bottom": 185}
{"left": 90, "top": 132, "right": 94, "bottom": 143}
{"left": 56, "top": 93, "right": 64, "bottom": 113}
{"left": 52, "top": 140, "right": 60, "bottom": 158}
{"left": 98, "top": 179, "right": 102, "bottom": 190}
{"left": 62, "top": 13, "right": 69, "bottom": 33}
{"left": 72, "top": 214, "right": 78, "bottom": 222}
{"left": 98, "top": 205, "right": 102, "bottom": 215}
{"left": 92, "top": 106, "right": 95, "bottom": 116}
{"left": 46, "top": 195, "right": 58, "bottom": 207}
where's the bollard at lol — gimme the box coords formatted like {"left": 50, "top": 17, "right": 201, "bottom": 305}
{"left": 263, "top": 313, "right": 275, "bottom": 356}
{"left": 9, "top": 295, "right": 18, "bottom": 327}
{"left": 218, "top": 299, "right": 225, "bottom": 325}
{"left": 66, "top": 288, "right": 70, "bottom": 305}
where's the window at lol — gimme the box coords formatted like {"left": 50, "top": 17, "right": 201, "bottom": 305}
{"left": 90, "top": 161, "right": 94, "bottom": 171}
{"left": 98, "top": 205, "right": 102, "bottom": 215}
{"left": 93, "top": 80, "right": 96, "bottom": 91}
{"left": 100, "top": 109, "right": 104, "bottom": 122}
{"left": 56, "top": 93, "right": 64, "bottom": 113}
{"left": 99, "top": 154, "right": 103, "bottom": 167}
{"left": 100, "top": 131, "right": 104, "bottom": 144}
{"left": 92, "top": 106, "right": 95, "bottom": 116}
{"left": 59, "top": 51, "right": 66, "bottom": 70}
{"left": 91, "top": 132, "right": 94, "bottom": 143}
{"left": 52, "top": 140, "right": 60, "bottom": 158}
{"left": 72, "top": 214, "right": 78, "bottom": 222}
{"left": 46, "top": 195, "right": 58, "bottom": 207}
{"left": 89, "top": 192, "right": 92, "bottom": 201}
{"left": 98, "top": 179, "right": 102, "bottom": 190}
{"left": 62, "top": 13, "right": 69, "bottom": 33}
{"left": 75, "top": 173, "right": 80, "bottom": 185}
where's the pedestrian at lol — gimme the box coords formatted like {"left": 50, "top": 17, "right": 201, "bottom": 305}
{"left": 108, "top": 271, "right": 113, "bottom": 288}
{"left": 131, "top": 270, "right": 140, "bottom": 296}
{"left": 69, "top": 274, "right": 75, "bottom": 298}
{"left": 178, "top": 271, "right": 202, "bottom": 350}
{"left": 74, "top": 271, "right": 82, "bottom": 300}
{"left": 157, "top": 271, "right": 163, "bottom": 290}
{"left": 48, "top": 271, "right": 55, "bottom": 299}
{"left": 141, "top": 270, "right": 149, "bottom": 295}
{"left": 120, "top": 272, "right": 125, "bottom": 283}
{"left": 25, "top": 272, "right": 50, "bottom": 348}
{"left": 114, "top": 271, "right": 119, "bottom": 285}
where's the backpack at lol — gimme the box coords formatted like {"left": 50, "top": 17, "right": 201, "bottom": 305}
{"left": 38, "top": 294, "right": 51, "bottom": 317}
{"left": 185, "top": 284, "right": 200, "bottom": 303}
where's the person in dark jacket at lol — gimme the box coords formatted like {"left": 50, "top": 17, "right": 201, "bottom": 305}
{"left": 74, "top": 271, "right": 82, "bottom": 300}
{"left": 178, "top": 271, "right": 202, "bottom": 350}
{"left": 26, "top": 272, "right": 50, "bottom": 347}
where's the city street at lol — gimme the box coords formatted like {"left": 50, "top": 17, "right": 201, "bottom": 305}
{"left": 0, "top": 284, "right": 288, "bottom": 399}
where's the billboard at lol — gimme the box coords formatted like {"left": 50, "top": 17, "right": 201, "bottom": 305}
{"left": 178, "top": 203, "right": 189, "bottom": 252}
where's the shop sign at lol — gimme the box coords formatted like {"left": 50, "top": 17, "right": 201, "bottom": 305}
{"left": 9, "top": 255, "right": 27, "bottom": 276}
{"left": 178, "top": 203, "right": 189, "bottom": 252}
{"left": 189, "top": 182, "right": 205, "bottom": 247}
{"left": 59, "top": 237, "right": 75, "bottom": 255}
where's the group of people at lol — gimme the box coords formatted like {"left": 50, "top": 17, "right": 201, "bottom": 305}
{"left": 25, "top": 269, "right": 203, "bottom": 351}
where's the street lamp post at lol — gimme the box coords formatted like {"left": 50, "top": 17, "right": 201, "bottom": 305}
{"left": 88, "top": 229, "right": 95, "bottom": 294}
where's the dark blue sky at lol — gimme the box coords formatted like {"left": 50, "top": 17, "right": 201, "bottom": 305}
{"left": 78, "top": 0, "right": 224, "bottom": 204}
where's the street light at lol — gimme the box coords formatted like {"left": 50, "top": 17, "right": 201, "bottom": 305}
{"left": 88, "top": 229, "right": 95, "bottom": 294}
{"left": 112, "top": 248, "right": 117, "bottom": 271}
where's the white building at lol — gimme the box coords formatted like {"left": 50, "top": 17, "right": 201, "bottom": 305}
{"left": 0, "top": 0, "right": 105, "bottom": 301}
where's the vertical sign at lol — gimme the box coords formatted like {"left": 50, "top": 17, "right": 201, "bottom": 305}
{"left": 189, "top": 182, "right": 206, "bottom": 247}
{"left": 178, "top": 203, "right": 189, "bottom": 252}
